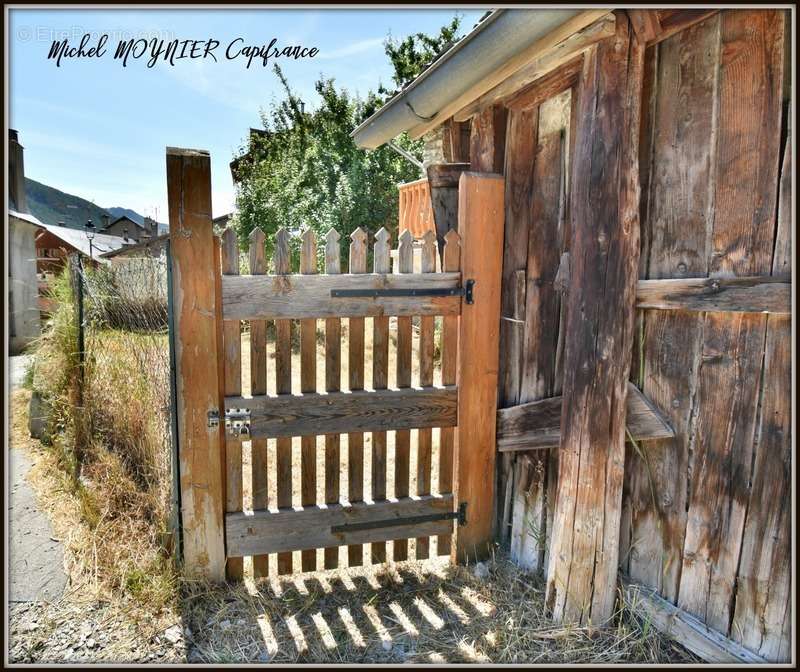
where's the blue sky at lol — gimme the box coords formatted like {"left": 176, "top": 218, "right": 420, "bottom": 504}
{"left": 9, "top": 8, "right": 483, "bottom": 220}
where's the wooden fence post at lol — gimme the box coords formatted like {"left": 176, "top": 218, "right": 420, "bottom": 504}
{"left": 454, "top": 172, "right": 505, "bottom": 564}
{"left": 545, "top": 17, "right": 644, "bottom": 624}
{"left": 166, "top": 147, "right": 226, "bottom": 581}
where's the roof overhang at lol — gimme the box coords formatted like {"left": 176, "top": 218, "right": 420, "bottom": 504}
{"left": 351, "top": 9, "right": 613, "bottom": 150}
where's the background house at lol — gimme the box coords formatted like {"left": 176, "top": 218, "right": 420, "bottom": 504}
{"left": 8, "top": 129, "right": 42, "bottom": 353}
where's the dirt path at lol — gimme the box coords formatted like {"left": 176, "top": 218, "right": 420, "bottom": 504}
{"left": 8, "top": 356, "right": 68, "bottom": 603}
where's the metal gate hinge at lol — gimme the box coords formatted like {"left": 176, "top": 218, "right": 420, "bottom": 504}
{"left": 464, "top": 279, "right": 475, "bottom": 305}
{"left": 225, "top": 408, "right": 251, "bottom": 438}
{"left": 207, "top": 409, "right": 220, "bottom": 428}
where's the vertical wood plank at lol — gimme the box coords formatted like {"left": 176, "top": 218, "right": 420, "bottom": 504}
{"left": 370, "top": 227, "right": 391, "bottom": 565}
{"left": 347, "top": 228, "right": 367, "bottom": 567}
{"left": 248, "top": 227, "right": 269, "bottom": 578}
{"left": 545, "top": 17, "right": 645, "bottom": 624}
{"left": 470, "top": 105, "right": 508, "bottom": 173}
{"left": 627, "top": 14, "right": 720, "bottom": 601}
{"left": 437, "top": 230, "right": 460, "bottom": 557}
{"left": 731, "top": 120, "right": 791, "bottom": 662}
{"left": 274, "top": 227, "right": 293, "bottom": 575}
{"left": 454, "top": 172, "right": 505, "bottom": 563}
{"left": 221, "top": 227, "right": 243, "bottom": 581}
{"left": 499, "top": 106, "right": 538, "bottom": 410}
{"left": 323, "top": 229, "right": 342, "bottom": 570}
{"left": 677, "top": 9, "right": 784, "bottom": 634}
{"left": 166, "top": 147, "right": 225, "bottom": 581}
{"left": 299, "top": 228, "right": 318, "bottom": 573}
{"left": 393, "top": 229, "right": 414, "bottom": 562}
{"left": 415, "top": 230, "right": 437, "bottom": 559}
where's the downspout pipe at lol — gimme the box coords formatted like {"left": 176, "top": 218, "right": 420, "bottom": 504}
{"left": 351, "top": 9, "right": 583, "bottom": 150}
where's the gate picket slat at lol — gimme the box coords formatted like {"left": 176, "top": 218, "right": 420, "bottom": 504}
{"left": 274, "top": 227, "right": 293, "bottom": 575}
{"left": 300, "top": 228, "right": 318, "bottom": 573}
{"left": 348, "top": 228, "right": 368, "bottom": 567}
{"left": 249, "top": 228, "right": 269, "bottom": 578}
{"left": 371, "top": 228, "right": 391, "bottom": 564}
{"left": 416, "top": 231, "right": 437, "bottom": 559}
{"left": 324, "top": 229, "right": 342, "bottom": 570}
{"left": 438, "top": 230, "right": 461, "bottom": 557}
{"left": 394, "top": 229, "right": 414, "bottom": 562}
{"left": 221, "top": 227, "right": 243, "bottom": 581}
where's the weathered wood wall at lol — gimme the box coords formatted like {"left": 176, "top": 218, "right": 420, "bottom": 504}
{"left": 619, "top": 9, "right": 791, "bottom": 661}
{"left": 455, "top": 6, "right": 790, "bottom": 660}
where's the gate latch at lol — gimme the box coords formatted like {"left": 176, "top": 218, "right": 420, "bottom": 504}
{"left": 225, "top": 408, "right": 251, "bottom": 437}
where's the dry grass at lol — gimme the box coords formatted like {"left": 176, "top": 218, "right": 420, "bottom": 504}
{"left": 180, "top": 556, "right": 698, "bottom": 664}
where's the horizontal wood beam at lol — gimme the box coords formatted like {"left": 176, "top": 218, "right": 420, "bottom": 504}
{"left": 627, "top": 9, "right": 719, "bottom": 46}
{"left": 620, "top": 576, "right": 767, "bottom": 664}
{"left": 222, "top": 272, "right": 462, "bottom": 320}
{"left": 497, "top": 383, "right": 673, "bottom": 453}
{"left": 636, "top": 276, "right": 790, "bottom": 315}
{"left": 504, "top": 55, "right": 584, "bottom": 112}
{"left": 226, "top": 385, "right": 457, "bottom": 439}
{"left": 226, "top": 494, "right": 455, "bottom": 556}
{"left": 408, "top": 9, "right": 612, "bottom": 139}
{"left": 454, "top": 13, "right": 615, "bottom": 121}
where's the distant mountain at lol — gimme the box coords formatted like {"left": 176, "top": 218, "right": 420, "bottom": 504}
{"left": 22, "top": 179, "right": 168, "bottom": 234}
{"left": 25, "top": 178, "right": 112, "bottom": 231}
{"left": 106, "top": 207, "right": 144, "bottom": 225}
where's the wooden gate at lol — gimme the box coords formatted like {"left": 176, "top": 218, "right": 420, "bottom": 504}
{"left": 166, "top": 147, "right": 505, "bottom": 581}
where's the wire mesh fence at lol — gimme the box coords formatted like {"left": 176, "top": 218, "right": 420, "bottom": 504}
{"left": 75, "top": 249, "right": 175, "bottom": 542}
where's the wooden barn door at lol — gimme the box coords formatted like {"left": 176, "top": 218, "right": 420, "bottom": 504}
{"left": 166, "top": 145, "right": 505, "bottom": 581}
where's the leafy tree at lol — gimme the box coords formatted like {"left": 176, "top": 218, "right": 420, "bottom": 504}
{"left": 232, "top": 16, "right": 463, "bottom": 267}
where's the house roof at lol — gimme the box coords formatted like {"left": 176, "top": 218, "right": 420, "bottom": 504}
{"left": 100, "top": 233, "right": 169, "bottom": 259}
{"left": 351, "top": 9, "right": 608, "bottom": 149}
{"left": 35, "top": 221, "right": 131, "bottom": 261}
{"left": 106, "top": 214, "right": 145, "bottom": 230}
{"left": 10, "top": 208, "right": 46, "bottom": 228}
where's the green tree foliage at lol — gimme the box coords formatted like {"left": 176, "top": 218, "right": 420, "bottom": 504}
{"left": 232, "top": 16, "right": 463, "bottom": 266}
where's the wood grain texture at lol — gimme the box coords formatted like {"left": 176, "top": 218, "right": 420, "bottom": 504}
{"left": 499, "top": 106, "right": 538, "bottom": 409}
{"left": 728, "top": 119, "right": 792, "bottom": 663}
{"left": 227, "top": 495, "right": 455, "bottom": 558}
{"left": 166, "top": 147, "right": 225, "bottom": 581}
{"left": 509, "top": 454, "right": 546, "bottom": 571}
{"left": 469, "top": 105, "right": 507, "bottom": 173}
{"left": 454, "top": 14, "right": 615, "bottom": 121}
{"left": 504, "top": 57, "right": 583, "bottom": 112}
{"left": 621, "top": 577, "right": 767, "bottom": 663}
{"left": 730, "top": 125, "right": 791, "bottom": 661}
{"left": 635, "top": 276, "right": 790, "bottom": 314}
{"left": 497, "top": 383, "right": 674, "bottom": 452}
{"left": 393, "top": 229, "right": 414, "bottom": 562}
{"left": 299, "top": 228, "right": 318, "bottom": 572}
{"left": 454, "top": 172, "right": 505, "bottom": 563}
{"left": 437, "top": 230, "right": 460, "bottom": 557}
{"left": 248, "top": 227, "right": 269, "bottom": 578}
{"left": 323, "top": 229, "right": 342, "bottom": 570}
{"left": 545, "top": 16, "right": 644, "bottom": 624}
{"left": 226, "top": 387, "right": 456, "bottom": 441}
{"left": 370, "top": 228, "right": 391, "bottom": 564}
{"left": 347, "top": 228, "right": 367, "bottom": 567}
{"left": 222, "top": 272, "right": 462, "bottom": 320}
{"left": 415, "top": 231, "right": 437, "bottom": 559}
{"left": 273, "top": 227, "right": 293, "bottom": 574}
{"left": 221, "top": 227, "right": 244, "bottom": 581}
{"left": 624, "top": 14, "right": 720, "bottom": 602}
{"left": 677, "top": 9, "right": 784, "bottom": 635}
